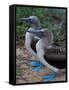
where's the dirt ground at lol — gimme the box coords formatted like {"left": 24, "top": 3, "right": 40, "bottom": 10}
{"left": 16, "top": 42, "right": 66, "bottom": 84}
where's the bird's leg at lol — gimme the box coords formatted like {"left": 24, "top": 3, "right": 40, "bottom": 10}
{"left": 54, "top": 68, "right": 66, "bottom": 77}
{"left": 36, "top": 47, "right": 66, "bottom": 81}
{"left": 37, "top": 51, "right": 59, "bottom": 73}
{"left": 36, "top": 42, "right": 60, "bottom": 73}
{"left": 36, "top": 41, "right": 66, "bottom": 81}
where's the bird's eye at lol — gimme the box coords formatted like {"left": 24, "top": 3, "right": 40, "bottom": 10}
{"left": 29, "top": 19, "right": 32, "bottom": 21}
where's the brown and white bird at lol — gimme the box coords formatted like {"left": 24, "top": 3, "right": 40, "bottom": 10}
{"left": 21, "top": 16, "right": 66, "bottom": 74}
{"left": 22, "top": 16, "right": 40, "bottom": 57}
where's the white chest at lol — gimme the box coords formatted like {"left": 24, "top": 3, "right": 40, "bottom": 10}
{"left": 25, "top": 32, "right": 37, "bottom": 56}
{"left": 25, "top": 32, "right": 33, "bottom": 45}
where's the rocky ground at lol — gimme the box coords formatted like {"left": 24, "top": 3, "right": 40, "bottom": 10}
{"left": 16, "top": 42, "right": 66, "bottom": 84}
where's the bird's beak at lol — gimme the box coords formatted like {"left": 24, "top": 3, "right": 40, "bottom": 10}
{"left": 20, "top": 17, "right": 30, "bottom": 22}
{"left": 17, "top": 17, "right": 30, "bottom": 25}
{"left": 27, "top": 29, "right": 43, "bottom": 33}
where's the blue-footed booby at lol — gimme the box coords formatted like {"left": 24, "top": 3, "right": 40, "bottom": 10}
{"left": 22, "top": 16, "right": 41, "bottom": 57}
{"left": 21, "top": 16, "right": 66, "bottom": 74}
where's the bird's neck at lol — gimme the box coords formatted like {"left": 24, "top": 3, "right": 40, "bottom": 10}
{"left": 30, "top": 25, "right": 41, "bottom": 30}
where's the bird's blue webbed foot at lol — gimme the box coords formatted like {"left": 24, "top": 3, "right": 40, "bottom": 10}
{"left": 30, "top": 60, "right": 60, "bottom": 82}
{"left": 42, "top": 71, "right": 56, "bottom": 82}
{"left": 30, "top": 60, "right": 44, "bottom": 72}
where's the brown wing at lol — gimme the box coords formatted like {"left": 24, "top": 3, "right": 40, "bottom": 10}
{"left": 44, "top": 45, "right": 66, "bottom": 69}
{"left": 30, "top": 39, "right": 39, "bottom": 53}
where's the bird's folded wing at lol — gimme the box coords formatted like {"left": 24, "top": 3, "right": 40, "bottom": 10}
{"left": 44, "top": 45, "right": 66, "bottom": 69}
{"left": 44, "top": 45, "right": 66, "bottom": 60}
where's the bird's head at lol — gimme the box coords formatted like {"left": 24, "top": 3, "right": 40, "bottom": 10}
{"left": 21, "top": 16, "right": 41, "bottom": 29}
